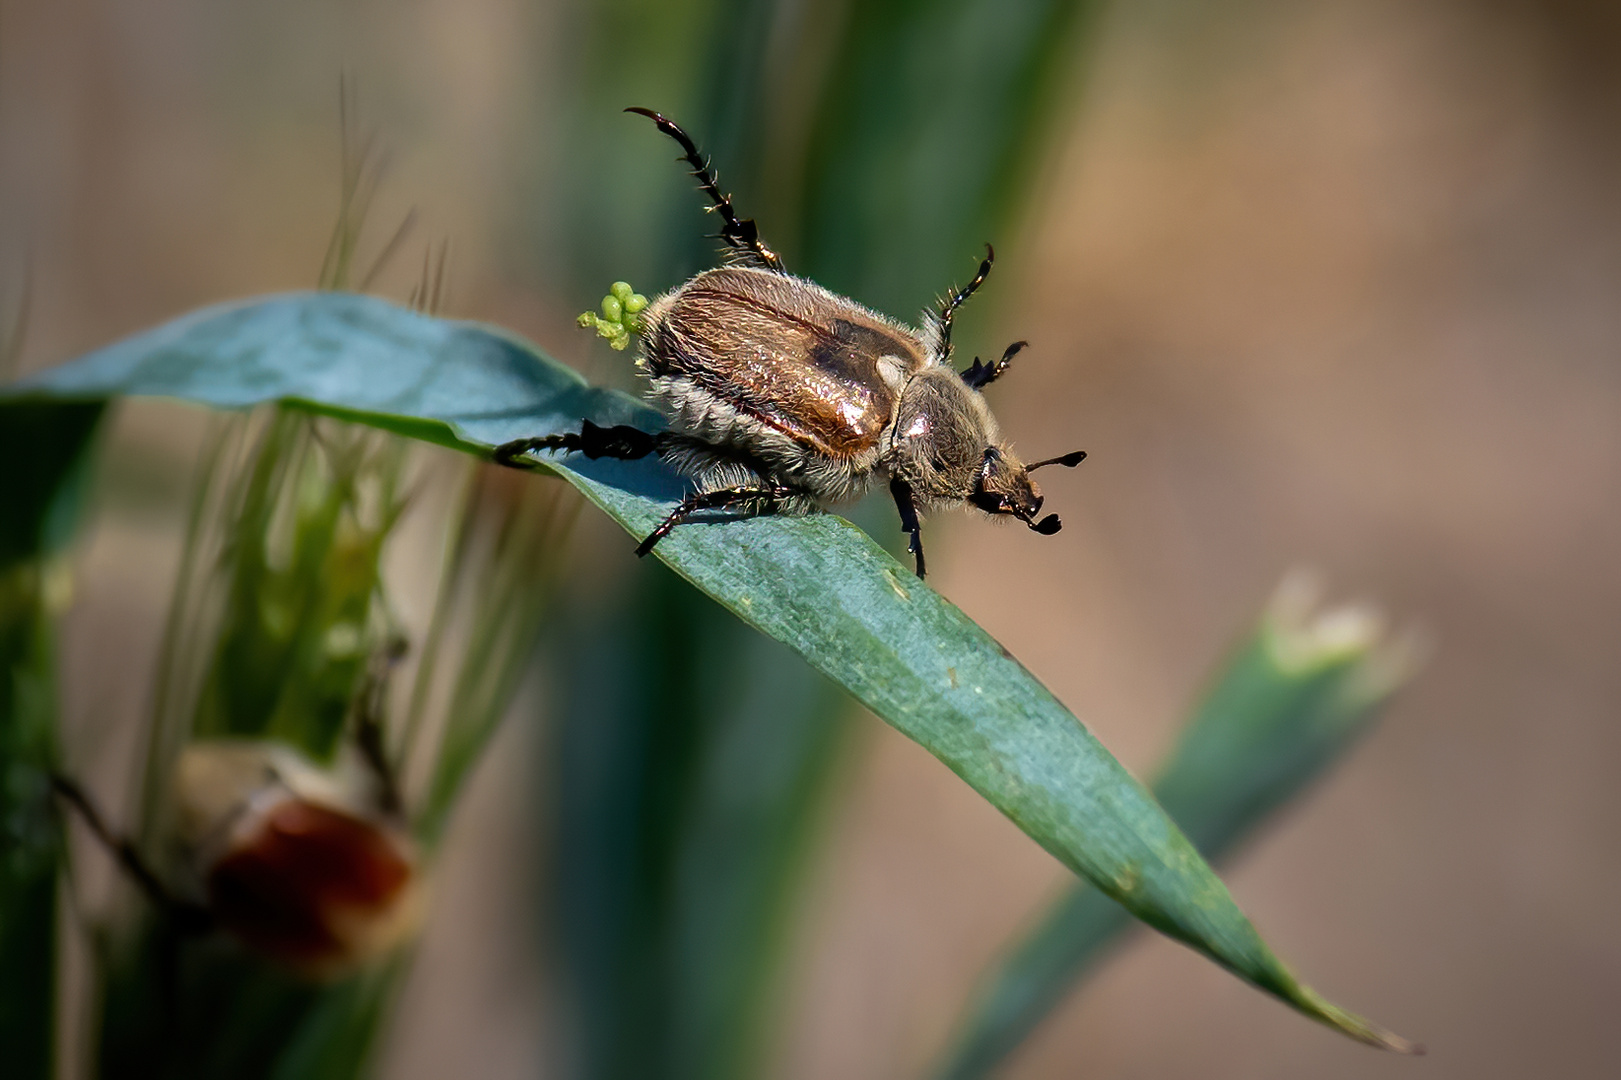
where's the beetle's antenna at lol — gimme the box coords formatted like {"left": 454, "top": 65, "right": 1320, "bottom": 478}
{"left": 934, "top": 244, "right": 994, "bottom": 362}
{"left": 1027, "top": 450, "right": 1087, "bottom": 471}
{"left": 962, "top": 340, "right": 1026, "bottom": 390}
{"left": 625, "top": 107, "right": 784, "bottom": 273}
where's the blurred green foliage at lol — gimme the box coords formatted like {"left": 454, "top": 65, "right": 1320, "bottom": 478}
{"left": 82, "top": 409, "right": 573, "bottom": 1080}
{"left": 97, "top": 411, "right": 411, "bottom": 1080}
{"left": 189, "top": 414, "right": 404, "bottom": 761}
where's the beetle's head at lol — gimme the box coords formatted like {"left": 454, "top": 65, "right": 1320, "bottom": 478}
{"left": 968, "top": 447, "right": 1061, "bottom": 533}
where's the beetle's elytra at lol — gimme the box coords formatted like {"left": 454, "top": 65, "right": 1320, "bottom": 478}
{"left": 496, "top": 108, "right": 1085, "bottom": 577}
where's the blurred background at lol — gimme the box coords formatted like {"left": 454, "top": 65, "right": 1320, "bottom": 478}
{"left": 3, "top": 0, "right": 1619, "bottom": 1077}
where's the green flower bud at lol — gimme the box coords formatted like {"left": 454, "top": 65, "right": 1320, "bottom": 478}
{"left": 579, "top": 280, "right": 646, "bottom": 348}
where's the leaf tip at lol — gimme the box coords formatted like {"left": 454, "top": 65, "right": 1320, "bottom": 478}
{"left": 1295, "top": 983, "right": 1424, "bottom": 1056}
{"left": 1359, "top": 1025, "right": 1426, "bottom": 1057}
{"left": 1265, "top": 567, "right": 1428, "bottom": 703}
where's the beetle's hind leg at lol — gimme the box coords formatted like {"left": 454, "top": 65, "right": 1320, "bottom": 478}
{"left": 493, "top": 419, "right": 661, "bottom": 466}
{"left": 625, "top": 107, "right": 785, "bottom": 273}
{"left": 635, "top": 481, "right": 805, "bottom": 557}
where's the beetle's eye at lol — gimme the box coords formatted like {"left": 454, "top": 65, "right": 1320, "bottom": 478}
{"left": 979, "top": 446, "right": 1001, "bottom": 482}
{"left": 969, "top": 449, "right": 1007, "bottom": 514}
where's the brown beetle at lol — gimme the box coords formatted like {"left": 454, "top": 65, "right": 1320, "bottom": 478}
{"left": 496, "top": 108, "right": 1084, "bottom": 577}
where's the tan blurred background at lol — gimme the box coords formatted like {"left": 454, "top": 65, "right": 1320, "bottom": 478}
{"left": 7, "top": 0, "right": 1619, "bottom": 1077}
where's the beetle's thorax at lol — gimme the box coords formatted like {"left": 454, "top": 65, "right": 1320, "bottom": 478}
{"left": 885, "top": 368, "right": 993, "bottom": 501}
{"left": 883, "top": 367, "right": 1047, "bottom": 520}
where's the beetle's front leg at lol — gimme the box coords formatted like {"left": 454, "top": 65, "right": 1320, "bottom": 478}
{"left": 889, "top": 477, "right": 926, "bottom": 578}
{"left": 493, "top": 419, "right": 660, "bottom": 467}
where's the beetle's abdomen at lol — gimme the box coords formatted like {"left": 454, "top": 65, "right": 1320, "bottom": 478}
{"left": 644, "top": 268, "right": 923, "bottom": 460}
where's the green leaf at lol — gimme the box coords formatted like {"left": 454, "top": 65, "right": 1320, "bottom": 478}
{"left": 797, "top": 0, "right": 1102, "bottom": 316}
{"left": 936, "top": 578, "right": 1423, "bottom": 1078}
{"left": 4, "top": 292, "right": 1416, "bottom": 1052}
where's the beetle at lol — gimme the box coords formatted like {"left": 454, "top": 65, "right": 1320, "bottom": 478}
{"left": 495, "top": 107, "right": 1085, "bottom": 577}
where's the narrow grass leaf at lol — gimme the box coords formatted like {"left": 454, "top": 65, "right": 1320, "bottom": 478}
{"left": 4, "top": 292, "right": 1416, "bottom": 1051}
{"left": 936, "top": 578, "right": 1423, "bottom": 1078}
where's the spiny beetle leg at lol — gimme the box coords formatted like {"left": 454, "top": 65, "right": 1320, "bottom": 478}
{"left": 625, "top": 107, "right": 784, "bottom": 273}
{"left": 961, "top": 340, "right": 1028, "bottom": 391}
{"left": 492, "top": 419, "right": 659, "bottom": 466}
{"left": 935, "top": 243, "right": 995, "bottom": 361}
{"left": 635, "top": 482, "right": 797, "bottom": 557}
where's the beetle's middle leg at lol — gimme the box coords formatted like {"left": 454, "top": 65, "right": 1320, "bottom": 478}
{"left": 635, "top": 482, "right": 800, "bottom": 557}
{"left": 493, "top": 419, "right": 660, "bottom": 466}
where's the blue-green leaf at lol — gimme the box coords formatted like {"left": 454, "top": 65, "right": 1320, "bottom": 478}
{"left": 3, "top": 292, "right": 1416, "bottom": 1052}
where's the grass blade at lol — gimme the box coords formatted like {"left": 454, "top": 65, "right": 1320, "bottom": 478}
{"left": 4, "top": 293, "right": 1417, "bottom": 1051}
{"left": 936, "top": 576, "right": 1424, "bottom": 1077}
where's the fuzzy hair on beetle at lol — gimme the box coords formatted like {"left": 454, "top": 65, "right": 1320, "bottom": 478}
{"left": 496, "top": 107, "right": 1085, "bottom": 577}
